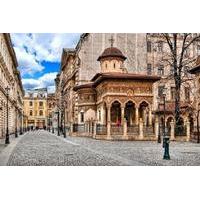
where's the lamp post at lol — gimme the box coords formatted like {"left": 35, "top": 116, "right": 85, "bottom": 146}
{"left": 20, "top": 112, "right": 23, "bottom": 135}
{"left": 15, "top": 108, "right": 18, "bottom": 138}
{"left": 157, "top": 97, "right": 161, "bottom": 143}
{"left": 55, "top": 111, "right": 60, "bottom": 136}
{"left": 5, "top": 86, "right": 10, "bottom": 144}
{"left": 162, "top": 88, "right": 170, "bottom": 160}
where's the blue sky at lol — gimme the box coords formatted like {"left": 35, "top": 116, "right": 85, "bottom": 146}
{"left": 11, "top": 33, "right": 81, "bottom": 93}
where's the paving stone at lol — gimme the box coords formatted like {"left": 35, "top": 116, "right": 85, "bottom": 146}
{"left": 7, "top": 130, "right": 200, "bottom": 166}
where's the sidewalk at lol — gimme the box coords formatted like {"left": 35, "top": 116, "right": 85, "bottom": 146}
{"left": 0, "top": 133, "right": 26, "bottom": 166}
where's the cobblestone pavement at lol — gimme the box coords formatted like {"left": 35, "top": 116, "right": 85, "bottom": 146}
{"left": 7, "top": 130, "right": 200, "bottom": 166}
{"left": 7, "top": 131, "right": 125, "bottom": 166}
{"left": 64, "top": 135, "right": 200, "bottom": 166}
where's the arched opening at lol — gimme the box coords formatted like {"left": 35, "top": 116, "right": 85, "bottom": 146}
{"left": 139, "top": 101, "right": 149, "bottom": 125}
{"left": 125, "top": 101, "right": 135, "bottom": 126}
{"left": 111, "top": 101, "right": 121, "bottom": 125}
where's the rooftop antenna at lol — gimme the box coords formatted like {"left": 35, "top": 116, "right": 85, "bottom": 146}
{"left": 109, "top": 34, "right": 114, "bottom": 47}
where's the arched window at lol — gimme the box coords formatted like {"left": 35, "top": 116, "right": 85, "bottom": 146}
{"left": 113, "top": 63, "right": 116, "bottom": 69}
{"left": 30, "top": 110, "right": 33, "bottom": 116}
{"left": 39, "top": 110, "right": 43, "bottom": 116}
{"left": 29, "top": 101, "right": 33, "bottom": 106}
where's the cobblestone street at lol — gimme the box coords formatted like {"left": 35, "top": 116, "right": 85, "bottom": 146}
{"left": 2, "top": 130, "right": 200, "bottom": 166}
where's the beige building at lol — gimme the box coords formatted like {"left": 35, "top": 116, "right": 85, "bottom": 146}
{"left": 56, "top": 33, "right": 199, "bottom": 141}
{"left": 0, "top": 33, "right": 24, "bottom": 138}
{"left": 23, "top": 88, "right": 48, "bottom": 129}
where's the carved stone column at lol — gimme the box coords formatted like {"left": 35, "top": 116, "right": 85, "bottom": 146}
{"left": 107, "top": 105, "right": 111, "bottom": 140}
{"left": 139, "top": 118, "right": 144, "bottom": 140}
{"left": 155, "top": 116, "right": 159, "bottom": 139}
{"left": 170, "top": 120, "right": 175, "bottom": 141}
{"left": 121, "top": 106, "right": 125, "bottom": 124}
{"left": 186, "top": 120, "right": 190, "bottom": 142}
{"left": 93, "top": 120, "right": 97, "bottom": 138}
{"left": 135, "top": 106, "right": 139, "bottom": 125}
{"left": 123, "top": 119, "right": 128, "bottom": 139}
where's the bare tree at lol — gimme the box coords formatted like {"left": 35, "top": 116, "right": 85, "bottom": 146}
{"left": 157, "top": 33, "right": 200, "bottom": 134}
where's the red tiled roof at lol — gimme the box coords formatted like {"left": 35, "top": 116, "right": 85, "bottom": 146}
{"left": 91, "top": 72, "right": 161, "bottom": 86}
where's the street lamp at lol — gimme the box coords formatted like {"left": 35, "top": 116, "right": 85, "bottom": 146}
{"left": 20, "top": 112, "right": 23, "bottom": 135}
{"left": 157, "top": 96, "right": 161, "bottom": 143}
{"left": 55, "top": 111, "right": 60, "bottom": 136}
{"left": 162, "top": 88, "right": 170, "bottom": 160}
{"left": 15, "top": 108, "right": 18, "bottom": 138}
{"left": 5, "top": 86, "right": 10, "bottom": 144}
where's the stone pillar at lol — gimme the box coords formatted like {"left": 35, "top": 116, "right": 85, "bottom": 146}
{"left": 155, "top": 116, "right": 159, "bottom": 139}
{"left": 70, "top": 122, "right": 73, "bottom": 135}
{"left": 107, "top": 106, "right": 111, "bottom": 140}
{"left": 123, "top": 119, "right": 128, "bottom": 139}
{"left": 121, "top": 106, "right": 125, "bottom": 124}
{"left": 135, "top": 106, "right": 139, "bottom": 125}
{"left": 170, "top": 120, "right": 175, "bottom": 141}
{"left": 139, "top": 118, "right": 144, "bottom": 140}
{"left": 186, "top": 120, "right": 190, "bottom": 142}
{"left": 93, "top": 120, "right": 97, "bottom": 138}
{"left": 148, "top": 107, "right": 152, "bottom": 126}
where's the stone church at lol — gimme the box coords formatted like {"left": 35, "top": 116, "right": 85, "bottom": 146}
{"left": 55, "top": 33, "right": 198, "bottom": 141}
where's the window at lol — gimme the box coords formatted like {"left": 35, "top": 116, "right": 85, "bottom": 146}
{"left": 158, "top": 86, "right": 164, "bottom": 97}
{"left": 147, "top": 63, "right": 152, "bottom": 75}
{"left": 39, "top": 110, "right": 43, "bottom": 116}
{"left": 39, "top": 101, "right": 43, "bottom": 107}
{"left": 185, "top": 87, "right": 190, "bottom": 101}
{"left": 158, "top": 41, "right": 163, "bottom": 52}
{"left": 80, "top": 112, "right": 84, "bottom": 123}
{"left": 147, "top": 41, "right": 151, "bottom": 52}
{"left": 113, "top": 63, "right": 116, "bottom": 69}
{"left": 171, "top": 87, "right": 176, "bottom": 100}
{"left": 29, "top": 101, "right": 33, "bottom": 106}
{"left": 30, "top": 110, "right": 33, "bottom": 116}
{"left": 158, "top": 65, "right": 164, "bottom": 76}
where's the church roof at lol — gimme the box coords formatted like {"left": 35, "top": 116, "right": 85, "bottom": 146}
{"left": 97, "top": 47, "right": 127, "bottom": 61}
{"left": 91, "top": 72, "right": 160, "bottom": 86}
{"left": 74, "top": 72, "right": 160, "bottom": 91}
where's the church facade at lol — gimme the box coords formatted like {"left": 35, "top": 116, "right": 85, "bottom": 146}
{"left": 73, "top": 45, "right": 160, "bottom": 140}
{"left": 56, "top": 33, "right": 199, "bottom": 141}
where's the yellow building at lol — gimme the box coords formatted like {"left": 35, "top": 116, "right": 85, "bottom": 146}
{"left": 23, "top": 88, "right": 48, "bottom": 129}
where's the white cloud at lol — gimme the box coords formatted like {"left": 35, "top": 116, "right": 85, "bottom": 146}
{"left": 22, "top": 72, "right": 57, "bottom": 92}
{"left": 11, "top": 33, "right": 81, "bottom": 75}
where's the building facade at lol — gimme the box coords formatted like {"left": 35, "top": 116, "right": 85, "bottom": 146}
{"left": 56, "top": 33, "right": 199, "bottom": 141}
{"left": 0, "top": 33, "right": 24, "bottom": 138}
{"left": 23, "top": 88, "right": 48, "bottom": 129}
